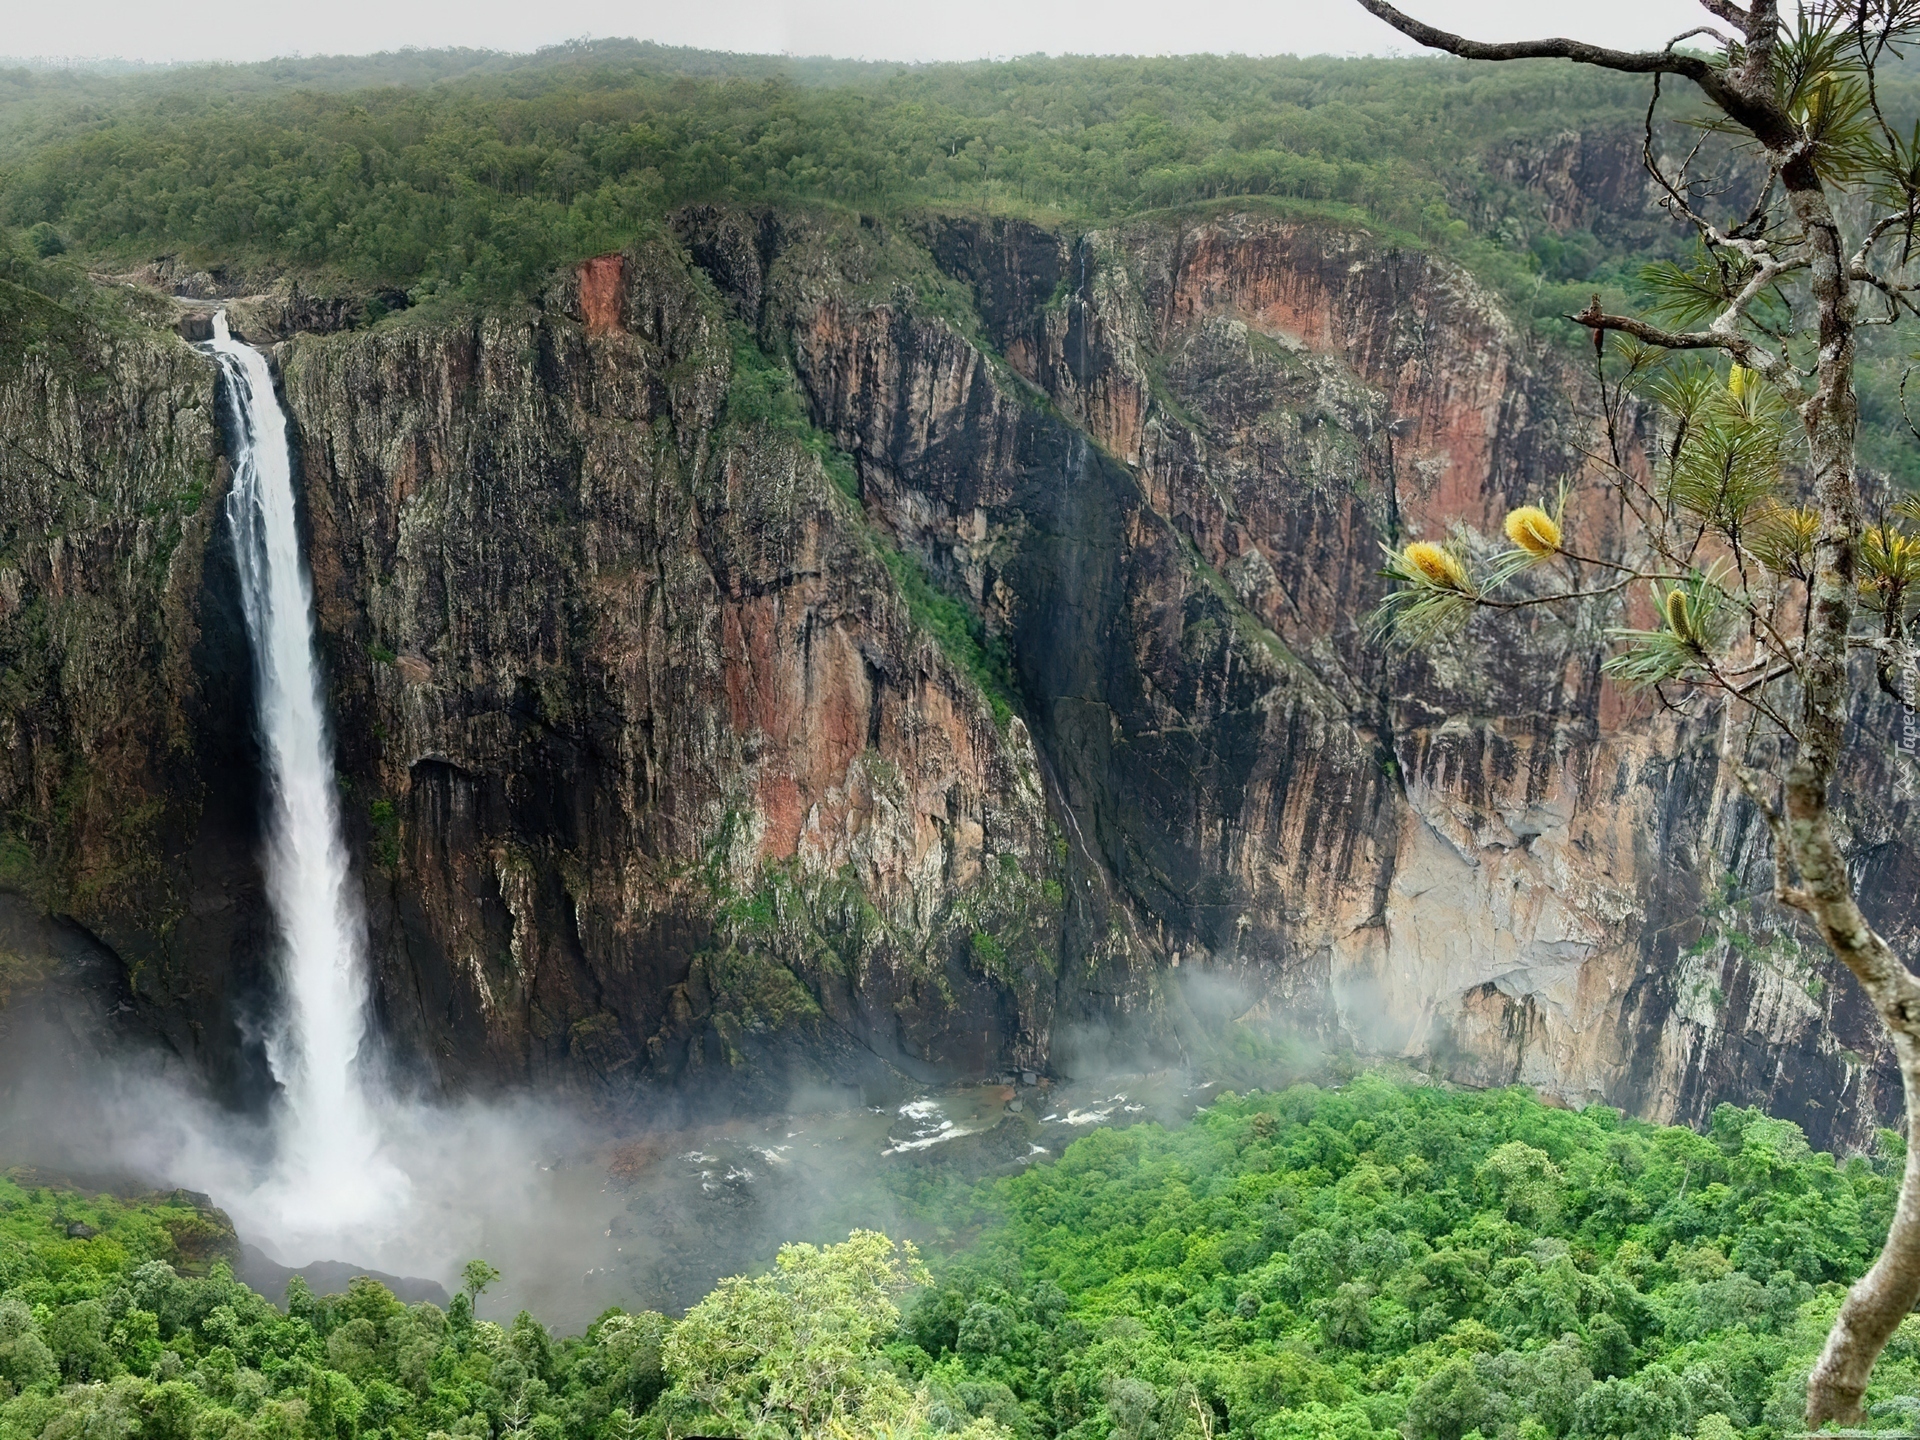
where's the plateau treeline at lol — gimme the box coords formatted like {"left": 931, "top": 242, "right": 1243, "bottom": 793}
{"left": 0, "top": 45, "right": 1690, "bottom": 303}
{"left": 2, "top": 1081, "right": 1913, "bottom": 1440}
{"left": 8, "top": 43, "right": 1920, "bottom": 479}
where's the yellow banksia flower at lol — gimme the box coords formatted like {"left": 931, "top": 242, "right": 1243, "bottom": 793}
{"left": 1801, "top": 70, "right": 1835, "bottom": 125}
{"left": 1503, "top": 505, "right": 1561, "bottom": 558}
{"left": 1605, "top": 569, "right": 1728, "bottom": 687}
{"left": 1665, "top": 588, "right": 1699, "bottom": 645}
{"left": 1748, "top": 501, "right": 1818, "bottom": 578}
{"left": 1403, "top": 541, "right": 1469, "bottom": 591}
{"left": 1862, "top": 526, "right": 1920, "bottom": 579}
{"left": 1728, "top": 364, "right": 1753, "bottom": 402}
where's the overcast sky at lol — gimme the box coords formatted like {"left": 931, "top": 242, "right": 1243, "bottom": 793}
{"left": 9, "top": 1, "right": 1710, "bottom": 68}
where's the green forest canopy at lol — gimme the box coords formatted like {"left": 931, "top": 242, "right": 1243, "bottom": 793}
{"left": 8, "top": 42, "right": 1920, "bottom": 482}
{"left": 1, "top": 1079, "right": 1913, "bottom": 1440}
{"left": 0, "top": 44, "right": 1705, "bottom": 300}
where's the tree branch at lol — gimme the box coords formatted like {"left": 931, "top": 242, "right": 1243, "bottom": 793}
{"left": 1719, "top": 734, "right": 1815, "bottom": 911}
{"left": 1354, "top": 0, "right": 1719, "bottom": 76}
{"left": 1696, "top": 0, "right": 1751, "bottom": 33}
{"left": 1568, "top": 296, "right": 1802, "bottom": 396}
{"left": 1848, "top": 209, "right": 1920, "bottom": 277}
{"left": 1472, "top": 575, "right": 1644, "bottom": 609}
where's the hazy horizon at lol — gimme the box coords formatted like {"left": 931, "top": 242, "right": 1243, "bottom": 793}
{"left": 5, "top": 0, "right": 1706, "bottom": 70}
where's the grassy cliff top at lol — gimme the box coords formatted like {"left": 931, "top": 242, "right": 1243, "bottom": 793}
{"left": 6, "top": 41, "right": 1919, "bottom": 481}
{"left": 0, "top": 45, "right": 1709, "bottom": 302}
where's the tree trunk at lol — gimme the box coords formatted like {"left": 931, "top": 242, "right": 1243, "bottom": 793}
{"left": 1809, "top": 1036, "right": 1920, "bottom": 1423}
{"left": 1783, "top": 157, "right": 1920, "bottom": 1430}
{"left": 1345, "top": 2, "right": 1920, "bottom": 1421}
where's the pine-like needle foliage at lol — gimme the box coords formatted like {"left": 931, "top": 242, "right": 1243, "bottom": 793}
{"left": 1860, "top": 520, "right": 1920, "bottom": 622}
{"left": 1664, "top": 367, "right": 1790, "bottom": 541}
{"left": 1748, "top": 501, "right": 1821, "bottom": 581}
{"left": 1603, "top": 568, "right": 1736, "bottom": 688}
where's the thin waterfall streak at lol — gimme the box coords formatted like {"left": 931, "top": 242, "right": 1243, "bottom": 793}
{"left": 208, "top": 312, "right": 405, "bottom": 1245}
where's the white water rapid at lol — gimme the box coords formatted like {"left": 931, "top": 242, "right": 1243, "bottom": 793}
{"left": 208, "top": 312, "right": 406, "bottom": 1249}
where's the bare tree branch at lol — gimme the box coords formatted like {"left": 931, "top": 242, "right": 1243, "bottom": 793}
{"left": 1697, "top": 0, "right": 1753, "bottom": 33}
{"left": 1567, "top": 296, "right": 1803, "bottom": 394}
{"left": 1356, "top": 0, "right": 1787, "bottom": 138}
{"left": 1354, "top": 0, "right": 1720, "bottom": 74}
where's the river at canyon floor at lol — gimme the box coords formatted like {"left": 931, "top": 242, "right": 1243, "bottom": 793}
{"left": 318, "top": 1063, "right": 1296, "bottom": 1329}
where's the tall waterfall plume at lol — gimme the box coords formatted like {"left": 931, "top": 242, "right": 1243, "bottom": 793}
{"left": 209, "top": 312, "right": 405, "bottom": 1244}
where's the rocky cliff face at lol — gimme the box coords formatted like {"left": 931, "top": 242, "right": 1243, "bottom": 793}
{"left": 280, "top": 247, "right": 1061, "bottom": 1113}
{"left": 673, "top": 201, "right": 1917, "bottom": 1148}
{"left": 0, "top": 277, "right": 275, "bottom": 1105}
{"left": 4, "top": 181, "right": 1916, "bottom": 1148}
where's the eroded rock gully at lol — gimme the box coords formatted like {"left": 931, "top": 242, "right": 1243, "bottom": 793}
{"left": 2, "top": 203, "right": 1915, "bottom": 1145}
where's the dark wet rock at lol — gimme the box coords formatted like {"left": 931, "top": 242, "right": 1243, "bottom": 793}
{"left": 237, "top": 1243, "right": 451, "bottom": 1307}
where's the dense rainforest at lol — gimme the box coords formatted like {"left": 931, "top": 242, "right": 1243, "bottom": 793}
{"left": 2, "top": 1081, "right": 1915, "bottom": 1440}
{"left": 0, "top": 45, "right": 1660, "bottom": 298}
{"left": 4, "top": 42, "right": 1919, "bottom": 480}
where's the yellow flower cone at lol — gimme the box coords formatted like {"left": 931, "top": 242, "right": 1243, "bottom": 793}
{"left": 1664, "top": 589, "right": 1696, "bottom": 645}
{"left": 1404, "top": 541, "right": 1468, "bottom": 591}
{"left": 1503, "top": 505, "right": 1561, "bottom": 558}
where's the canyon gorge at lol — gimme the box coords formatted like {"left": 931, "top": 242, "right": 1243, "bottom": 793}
{"left": 3, "top": 144, "right": 1916, "bottom": 1156}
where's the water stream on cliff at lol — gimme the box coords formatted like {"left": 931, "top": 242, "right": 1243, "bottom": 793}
{"left": 209, "top": 313, "right": 407, "bottom": 1248}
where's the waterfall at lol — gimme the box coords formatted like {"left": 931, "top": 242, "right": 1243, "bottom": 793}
{"left": 208, "top": 313, "right": 404, "bottom": 1243}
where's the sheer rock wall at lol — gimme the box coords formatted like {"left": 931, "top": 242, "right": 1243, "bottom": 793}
{"left": 4, "top": 198, "right": 1916, "bottom": 1145}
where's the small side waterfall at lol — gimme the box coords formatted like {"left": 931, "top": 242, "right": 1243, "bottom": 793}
{"left": 208, "top": 313, "right": 403, "bottom": 1241}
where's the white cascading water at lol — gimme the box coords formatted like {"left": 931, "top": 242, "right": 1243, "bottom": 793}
{"left": 208, "top": 312, "right": 406, "bottom": 1248}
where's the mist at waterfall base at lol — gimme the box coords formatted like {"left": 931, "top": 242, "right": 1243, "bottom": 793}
{"left": 2, "top": 972, "right": 1317, "bottom": 1329}
{"left": 0, "top": 317, "right": 1323, "bottom": 1325}
{"left": 0, "top": 314, "right": 624, "bottom": 1308}
{"left": 0, "top": 1002, "right": 614, "bottom": 1318}
{"left": 3, "top": 1000, "right": 1301, "bottom": 1327}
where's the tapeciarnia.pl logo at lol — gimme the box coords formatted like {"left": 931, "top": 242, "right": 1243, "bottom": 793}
{"left": 1904, "top": 649, "right": 1920, "bottom": 758}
